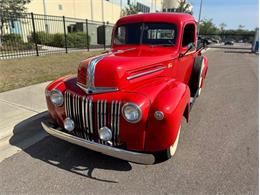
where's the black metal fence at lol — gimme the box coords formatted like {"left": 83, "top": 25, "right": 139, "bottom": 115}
{"left": 0, "top": 12, "right": 114, "bottom": 59}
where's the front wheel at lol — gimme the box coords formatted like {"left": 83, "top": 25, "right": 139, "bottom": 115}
{"left": 154, "top": 126, "right": 181, "bottom": 163}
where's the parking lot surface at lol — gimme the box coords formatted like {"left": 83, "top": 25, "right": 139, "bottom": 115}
{"left": 0, "top": 46, "right": 258, "bottom": 194}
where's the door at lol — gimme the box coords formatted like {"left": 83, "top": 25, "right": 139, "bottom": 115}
{"left": 173, "top": 22, "right": 196, "bottom": 84}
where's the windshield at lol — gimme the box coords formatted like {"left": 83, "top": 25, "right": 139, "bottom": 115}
{"left": 114, "top": 22, "right": 177, "bottom": 46}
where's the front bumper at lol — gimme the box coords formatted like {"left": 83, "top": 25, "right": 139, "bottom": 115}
{"left": 41, "top": 122, "right": 155, "bottom": 165}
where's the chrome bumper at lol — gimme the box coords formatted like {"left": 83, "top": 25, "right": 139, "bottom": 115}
{"left": 41, "top": 122, "right": 155, "bottom": 165}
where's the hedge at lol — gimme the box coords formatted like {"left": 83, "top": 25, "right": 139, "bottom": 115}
{"left": 0, "top": 34, "right": 34, "bottom": 51}
{"left": 31, "top": 31, "right": 91, "bottom": 48}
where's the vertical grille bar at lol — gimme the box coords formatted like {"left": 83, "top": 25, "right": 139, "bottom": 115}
{"left": 89, "top": 99, "right": 93, "bottom": 134}
{"left": 104, "top": 100, "right": 107, "bottom": 127}
{"left": 82, "top": 97, "right": 86, "bottom": 130}
{"left": 68, "top": 92, "right": 72, "bottom": 117}
{"left": 100, "top": 100, "right": 103, "bottom": 127}
{"left": 110, "top": 101, "right": 114, "bottom": 144}
{"left": 82, "top": 97, "right": 87, "bottom": 138}
{"left": 116, "top": 102, "right": 121, "bottom": 143}
{"left": 97, "top": 100, "right": 100, "bottom": 131}
{"left": 114, "top": 101, "right": 119, "bottom": 145}
{"left": 64, "top": 92, "right": 67, "bottom": 117}
{"left": 85, "top": 98, "right": 89, "bottom": 135}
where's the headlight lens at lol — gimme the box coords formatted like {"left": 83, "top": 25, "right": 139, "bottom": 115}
{"left": 122, "top": 103, "right": 142, "bottom": 123}
{"left": 50, "top": 89, "right": 63, "bottom": 106}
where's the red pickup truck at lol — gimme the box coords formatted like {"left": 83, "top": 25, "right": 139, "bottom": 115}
{"left": 42, "top": 13, "right": 208, "bottom": 164}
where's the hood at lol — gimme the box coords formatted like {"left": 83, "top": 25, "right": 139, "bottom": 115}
{"left": 77, "top": 46, "right": 179, "bottom": 93}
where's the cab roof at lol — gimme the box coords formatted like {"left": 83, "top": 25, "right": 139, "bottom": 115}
{"left": 116, "top": 13, "right": 195, "bottom": 26}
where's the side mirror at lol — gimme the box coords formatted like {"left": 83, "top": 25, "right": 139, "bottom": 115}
{"left": 179, "top": 43, "right": 195, "bottom": 58}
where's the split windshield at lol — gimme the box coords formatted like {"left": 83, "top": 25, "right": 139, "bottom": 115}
{"left": 114, "top": 22, "right": 177, "bottom": 46}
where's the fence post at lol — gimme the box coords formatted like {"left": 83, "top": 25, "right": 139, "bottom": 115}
{"left": 31, "top": 12, "right": 39, "bottom": 56}
{"left": 86, "top": 19, "right": 90, "bottom": 51}
{"left": 63, "top": 16, "right": 68, "bottom": 53}
{"left": 103, "top": 21, "right": 106, "bottom": 50}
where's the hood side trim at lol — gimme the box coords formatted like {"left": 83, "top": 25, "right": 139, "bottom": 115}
{"left": 127, "top": 66, "right": 166, "bottom": 80}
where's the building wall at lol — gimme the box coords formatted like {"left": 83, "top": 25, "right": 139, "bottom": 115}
{"left": 26, "top": 0, "right": 121, "bottom": 23}
{"left": 162, "top": 0, "right": 179, "bottom": 9}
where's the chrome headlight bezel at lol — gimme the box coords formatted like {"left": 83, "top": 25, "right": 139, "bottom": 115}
{"left": 121, "top": 102, "right": 142, "bottom": 123}
{"left": 50, "top": 89, "right": 64, "bottom": 106}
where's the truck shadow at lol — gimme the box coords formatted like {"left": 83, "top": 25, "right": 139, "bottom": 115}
{"left": 9, "top": 112, "right": 132, "bottom": 183}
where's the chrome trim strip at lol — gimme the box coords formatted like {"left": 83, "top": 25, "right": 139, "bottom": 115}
{"left": 86, "top": 48, "right": 136, "bottom": 88}
{"left": 87, "top": 54, "right": 107, "bottom": 88}
{"left": 41, "top": 122, "right": 155, "bottom": 165}
{"left": 127, "top": 67, "right": 166, "bottom": 80}
{"left": 77, "top": 82, "right": 119, "bottom": 94}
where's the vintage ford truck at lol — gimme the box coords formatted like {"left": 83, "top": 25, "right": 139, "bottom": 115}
{"left": 42, "top": 13, "right": 208, "bottom": 164}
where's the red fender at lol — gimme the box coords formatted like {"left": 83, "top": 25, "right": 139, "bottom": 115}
{"left": 143, "top": 79, "right": 190, "bottom": 152}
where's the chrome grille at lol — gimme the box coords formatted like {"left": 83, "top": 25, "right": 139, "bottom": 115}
{"left": 64, "top": 91, "right": 121, "bottom": 145}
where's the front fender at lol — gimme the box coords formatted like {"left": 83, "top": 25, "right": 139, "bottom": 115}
{"left": 143, "top": 79, "right": 190, "bottom": 152}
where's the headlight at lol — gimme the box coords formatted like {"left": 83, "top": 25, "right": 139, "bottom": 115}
{"left": 50, "top": 89, "right": 63, "bottom": 106}
{"left": 122, "top": 103, "right": 142, "bottom": 123}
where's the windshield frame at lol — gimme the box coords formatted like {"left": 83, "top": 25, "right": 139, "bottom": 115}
{"left": 113, "top": 22, "right": 178, "bottom": 47}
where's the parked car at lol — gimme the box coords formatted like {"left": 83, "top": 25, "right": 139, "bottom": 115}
{"left": 224, "top": 40, "right": 234, "bottom": 45}
{"left": 42, "top": 13, "right": 208, "bottom": 164}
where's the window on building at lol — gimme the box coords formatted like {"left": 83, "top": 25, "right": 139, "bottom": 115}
{"left": 182, "top": 23, "right": 195, "bottom": 47}
{"left": 58, "top": 4, "right": 63, "bottom": 10}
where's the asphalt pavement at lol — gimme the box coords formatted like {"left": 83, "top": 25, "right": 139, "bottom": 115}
{"left": 0, "top": 46, "right": 258, "bottom": 194}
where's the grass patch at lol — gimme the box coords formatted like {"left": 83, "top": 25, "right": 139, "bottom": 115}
{"left": 0, "top": 51, "right": 103, "bottom": 92}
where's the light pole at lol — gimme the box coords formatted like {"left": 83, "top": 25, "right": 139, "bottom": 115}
{"left": 90, "top": 0, "right": 93, "bottom": 20}
{"left": 43, "top": 0, "right": 48, "bottom": 33}
{"left": 197, "top": 0, "right": 203, "bottom": 34}
{"left": 101, "top": 0, "right": 104, "bottom": 22}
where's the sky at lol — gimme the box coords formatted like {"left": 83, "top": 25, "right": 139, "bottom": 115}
{"left": 114, "top": 0, "right": 259, "bottom": 30}
{"left": 191, "top": 0, "right": 259, "bottom": 30}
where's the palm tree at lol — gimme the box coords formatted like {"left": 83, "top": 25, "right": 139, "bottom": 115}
{"left": 176, "top": 0, "right": 192, "bottom": 15}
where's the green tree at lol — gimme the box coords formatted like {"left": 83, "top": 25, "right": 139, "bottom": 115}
{"left": 199, "top": 18, "right": 219, "bottom": 35}
{"left": 176, "top": 0, "right": 193, "bottom": 15}
{"left": 0, "top": 0, "right": 31, "bottom": 45}
{"left": 121, "top": 4, "right": 139, "bottom": 16}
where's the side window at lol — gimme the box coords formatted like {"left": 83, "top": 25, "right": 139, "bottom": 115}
{"left": 114, "top": 26, "right": 126, "bottom": 44}
{"left": 182, "top": 23, "right": 195, "bottom": 47}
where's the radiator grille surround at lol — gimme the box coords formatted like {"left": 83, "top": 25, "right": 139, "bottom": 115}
{"left": 64, "top": 91, "right": 121, "bottom": 146}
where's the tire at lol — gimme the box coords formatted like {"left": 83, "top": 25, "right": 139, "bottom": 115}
{"left": 189, "top": 56, "right": 204, "bottom": 97}
{"left": 154, "top": 126, "right": 181, "bottom": 163}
